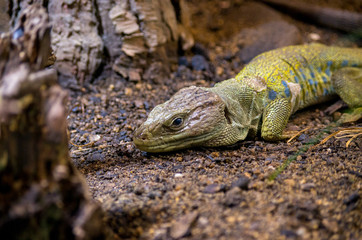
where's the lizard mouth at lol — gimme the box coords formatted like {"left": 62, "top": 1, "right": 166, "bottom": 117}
{"left": 133, "top": 125, "right": 224, "bottom": 153}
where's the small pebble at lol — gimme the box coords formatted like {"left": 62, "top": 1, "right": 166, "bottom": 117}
{"left": 203, "top": 184, "right": 221, "bottom": 194}
{"left": 308, "top": 33, "right": 321, "bottom": 41}
{"left": 191, "top": 55, "right": 209, "bottom": 71}
{"left": 178, "top": 56, "right": 188, "bottom": 66}
{"left": 170, "top": 211, "right": 198, "bottom": 239}
{"left": 231, "top": 176, "right": 250, "bottom": 190}
{"left": 129, "top": 70, "right": 141, "bottom": 82}
{"left": 175, "top": 173, "right": 183, "bottom": 178}
{"left": 124, "top": 87, "right": 133, "bottom": 96}
{"left": 86, "top": 153, "right": 105, "bottom": 162}
{"left": 301, "top": 182, "right": 315, "bottom": 191}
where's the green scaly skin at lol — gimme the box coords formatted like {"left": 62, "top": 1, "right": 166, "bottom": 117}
{"left": 133, "top": 43, "right": 362, "bottom": 152}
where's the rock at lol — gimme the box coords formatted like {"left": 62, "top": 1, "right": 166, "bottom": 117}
{"left": 237, "top": 20, "right": 301, "bottom": 63}
{"left": 169, "top": 211, "right": 198, "bottom": 239}
{"left": 128, "top": 69, "right": 142, "bottom": 82}
{"left": 281, "top": 229, "right": 298, "bottom": 238}
{"left": 343, "top": 192, "right": 360, "bottom": 205}
{"left": 301, "top": 182, "right": 315, "bottom": 191}
{"left": 343, "top": 192, "right": 360, "bottom": 211}
{"left": 216, "top": 66, "right": 224, "bottom": 76}
{"left": 191, "top": 55, "right": 209, "bottom": 71}
{"left": 203, "top": 183, "right": 222, "bottom": 194}
{"left": 322, "top": 219, "right": 339, "bottom": 233}
{"left": 223, "top": 187, "right": 243, "bottom": 207}
{"left": 124, "top": 87, "right": 133, "bottom": 96}
{"left": 147, "top": 190, "right": 162, "bottom": 199}
{"left": 134, "top": 100, "right": 144, "bottom": 109}
{"left": 284, "top": 179, "right": 296, "bottom": 187}
{"left": 86, "top": 153, "right": 105, "bottom": 162}
{"left": 176, "top": 65, "right": 193, "bottom": 79}
{"left": 134, "top": 186, "right": 144, "bottom": 195}
{"left": 231, "top": 176, "right": 250, "bottom": 190}
{"left": 178, "top": 56, "right": 188, "bottom": 66}
{"left": 298, "top": 133, "right": 309, "bottom": 143}
{"left": 143, "top": 62, "right": 169, "bottom": 84}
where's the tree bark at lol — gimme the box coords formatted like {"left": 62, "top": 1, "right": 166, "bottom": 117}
{"left": 0, "top": 4, "right": 113, "bottom": 240}
{"left": 8, "top": 0, "right": 193, "bottom": 86}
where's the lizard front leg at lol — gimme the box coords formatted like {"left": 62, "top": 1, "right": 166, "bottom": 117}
{"left": 332, "top": 67, "right": 362, "bottom": 108}
{"left": 332, "top": 67, "right": 362, "bottom": 123}
{"left": 261, "top": 98, "right": 293, "bottom": 141}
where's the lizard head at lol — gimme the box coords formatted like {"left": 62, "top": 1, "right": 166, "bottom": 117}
{"left": 133, "top": 86, "right": 229, "bottom": 152}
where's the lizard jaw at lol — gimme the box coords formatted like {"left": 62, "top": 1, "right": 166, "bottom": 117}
{"left": 133, "top": 124, "right": 225, "bottom": 152}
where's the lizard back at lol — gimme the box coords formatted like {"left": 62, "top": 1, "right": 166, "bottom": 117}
{"left": 235, "top": 44, "right": 362, "bottom": 112}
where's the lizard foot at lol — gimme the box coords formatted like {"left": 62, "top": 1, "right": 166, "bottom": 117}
{"left": 337, "top": 107, "right": 362, "bottom": 124}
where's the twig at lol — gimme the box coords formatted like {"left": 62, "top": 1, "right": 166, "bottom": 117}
{"left": 287, "top": 126, "right": 311, "bottom": 143}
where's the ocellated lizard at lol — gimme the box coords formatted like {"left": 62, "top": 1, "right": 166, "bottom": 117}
{"left": 133, "top": 44, "right": 362, "bottom": 152}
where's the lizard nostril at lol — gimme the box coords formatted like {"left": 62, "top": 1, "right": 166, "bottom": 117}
{"left": 134, "top": 130, "right": 151, "bottom": 141}
{"left": 139, "top": 133, "right": 148, "bottom": 140}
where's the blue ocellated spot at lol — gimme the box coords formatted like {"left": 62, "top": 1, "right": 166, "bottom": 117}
{"left": 310, "top": 71, "right": 315, "bottom": 78}
{"left": 281, "top": 80, "right": 291, "bottom": 97}
{"left": 325, "top": 68, "right": 331, "bottom": 76}
{"left": 268, "top": 90, "right": 277, "bottom": 100}
{"left": 289, "top": 70, "right": 294, "bottom": 75}
{"left": 308, "top": 79, "right": 316, "bottom": 93}
{"left": 352, "top": 63, "right": 358, "bottom": 67}
{"left": 327, "top": 61, "right": 333, "bottom": 67}
{"left": 322, "top": 76, "right": 328, "bottom": 83}
{"left": 301, "top": 72, "right": 306, "bottom": 80}
{"left": 294, "top": 76, "right": 299, "bottom": 83}
{"left": 317, "top": 67, "right": 322, "bottom": 73}
{"left": 341, "top": 60, "right": 348, "bottom": 67}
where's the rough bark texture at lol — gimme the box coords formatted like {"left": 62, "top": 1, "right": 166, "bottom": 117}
{"left": 0, "top": 0, "right": 10, "bottom": 32}
{"left": 48, "top": 0, "right": 104, "bottom": 85}
{"left": 96, "top": 0, "right": 193, "bottom": 84}
{"left": 102, "top": 0, "right": 180, "bottom": 84}
{"left": 8, "top": 0, "right": 193, "bottom": 86}
{"left": 0, "top": 4, "right": 112, "bottom": 240}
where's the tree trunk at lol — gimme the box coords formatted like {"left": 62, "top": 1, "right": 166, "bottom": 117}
{"left": 8, "top": 0, "right": 193, "bottom": 86}
{"left": 0, "top": 4, "right": 113, "bottom": 240}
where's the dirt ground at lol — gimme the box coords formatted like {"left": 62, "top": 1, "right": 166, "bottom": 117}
{"left": 68, "top": 1, "right": 361, "bottom": 239}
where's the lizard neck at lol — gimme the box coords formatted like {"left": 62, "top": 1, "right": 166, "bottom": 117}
{"left": 203, "top": 78, "right": 267, "bottom": 144}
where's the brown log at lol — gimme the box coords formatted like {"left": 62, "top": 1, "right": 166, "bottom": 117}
{"left": 0, "top": 4, "right": 113, "bottom": 240}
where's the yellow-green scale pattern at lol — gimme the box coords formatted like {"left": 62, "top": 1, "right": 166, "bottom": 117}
{"left": 235, "top": 43, "right": 362, "bottom": 113}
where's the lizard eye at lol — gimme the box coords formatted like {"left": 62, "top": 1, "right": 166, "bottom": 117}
{"left": 171, "top": 117, "right": 183, "bottom": 127}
